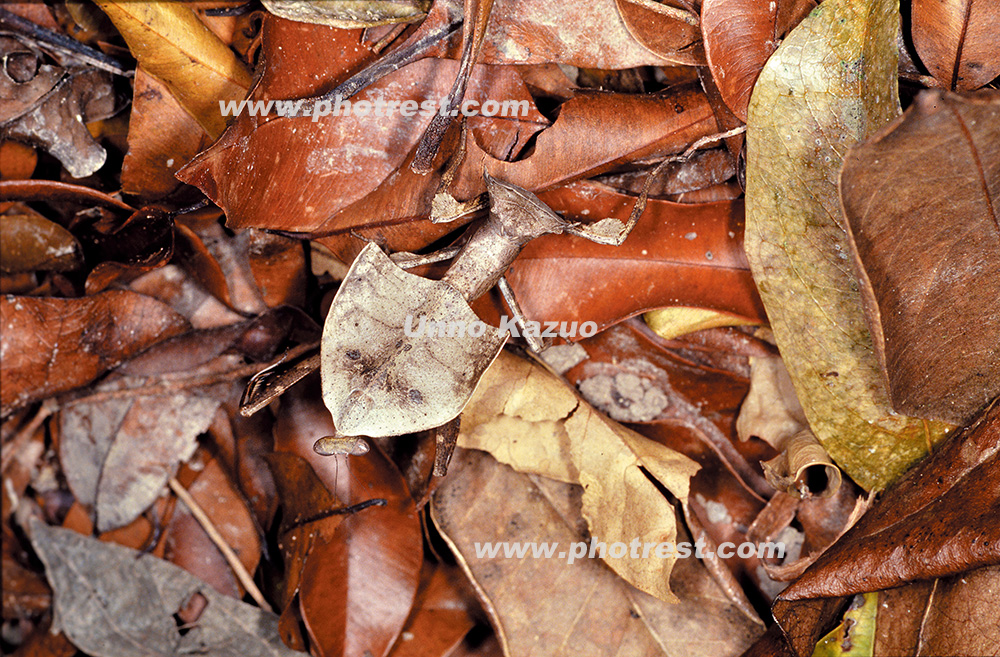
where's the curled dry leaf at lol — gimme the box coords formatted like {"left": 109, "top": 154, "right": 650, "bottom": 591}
{"left": 911, "top": 0, "right": 1000, "bottom": 91}
{"left": 759, "top": 430, "right": 842, "bottom": 499}
{"left": 262, "top": 0, "right": 430, "bottom": 27}
{"left": 0, "top": 32, "right": 118, "bottom": 178}
{"left": 744, "top": 0, "right": 952, "bottom": 490}
{"left": 0, "top": 291, "right": 189, "bottom": 415}
{"left": 457, "top": 349, "right": 699, "bottom": 602}
{"left": 737, "top": 354, "right": 841, "bottom": 498}
{"left": 432, "top": 449, "right": 762, "bottom": 657}
{"left": 469, "top": 85, "right": 718, "bottom": 193}
{"left": 839, "top": 89, "right": 1000, "bottom": 426}
{"left": 612, "top": 0, "right": 703, "bottom": 66}
{"left": 27, "top": 518, "right": 301, "bottom": 657}
{"left": 643, "top": 306, "right": 758, "bottom": 341}
{"left": 778, "top": 399, "right": 1000, "bottom": 602}
{"left": 93, "top": 0, "right": 251, "bottom": 138}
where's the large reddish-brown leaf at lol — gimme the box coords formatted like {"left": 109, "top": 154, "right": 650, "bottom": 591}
{"left": 462, "top": 85, "right": 717, "bottom": 194}
{"left": 701, "top": 0, "right": 815, "bottom": 121}
{"left": 496, "top": 180, "right": 764, "bottom": 334}
{"left": 273, "top": 377, "right": 422, "bottom": 657}
{"left": 121, "top": 68, "right": 210, "bottom": 198}
{"left": 0, "top": 291, "right": 189, "bottom": 413}
{"left": 840, "top": 90, "right": 1000, "bottom": 425}
{"left": 265, "top": 450, "right": 349, "bottom": 651}
{"left": 912, "top": 0, "right": 1000, "bottom": 91}
{"left": 179, "top": 56, "right": 544, "bottom": 234}
{"left": 779, "top": 399, "right": 1000, "bottom": 602}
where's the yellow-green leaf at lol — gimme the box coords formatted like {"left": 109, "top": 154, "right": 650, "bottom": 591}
{"left": 744, "top": 0, "right": 952, "bottom": 490}
{"left": 95, "top": 1, "right": 251, "bottom": 138}
{"left": 811, "top": 593, "right": 878, "bottom": 657}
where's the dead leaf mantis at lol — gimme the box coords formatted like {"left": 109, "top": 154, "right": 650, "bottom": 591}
{"left": 241, "top": 131, "right": 746, "bottom": 474}
{"left": 313, "top": 172, "right": 642, "bottom": 471}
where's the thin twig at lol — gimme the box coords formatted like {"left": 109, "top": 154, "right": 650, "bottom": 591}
{"left": 0, "top": 7, "right": 132, "bottom": 76}
{"left": 168, "top": 477, "right": 273, "bottom": 613}
{"left": 623, "top": 125, "right": 748, "bottom": 237}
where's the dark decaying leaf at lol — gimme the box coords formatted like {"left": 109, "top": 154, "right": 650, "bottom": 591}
{"left": 872, "top": 565, "right": 1000, "bottom": 656}
{"left": 911, "top": 0, "right": 1000, "bottom": 91}
{"left": 0, "top": 291, "right": 189, "bottom": 414}
{"left": 840, "top": 89, "right": 1000, "bottom": 425}
{"left": 0, "top": 30, "right": 119, "bottom": 178}
{"left": 27, "top": 518, "right": 301, "bottom": 657}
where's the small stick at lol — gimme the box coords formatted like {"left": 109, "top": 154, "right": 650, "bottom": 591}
{"left": 167, "top": 477, "right": 272, "bottom": 613}
{"left": 0, "top": 8, "right": 131, "bottom": 76}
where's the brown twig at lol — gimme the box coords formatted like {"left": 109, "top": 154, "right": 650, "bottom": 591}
{"left": 167, "top": 477, "right": 273, "bottom": 613}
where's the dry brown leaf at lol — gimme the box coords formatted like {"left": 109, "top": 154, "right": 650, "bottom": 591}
{"left": 120, "top": 68, "right": 211, "bottom": 198}
{"left": 701, "top": 0, "right": 815, "bottom": 121}
{"left": 59, "top": 382, "right": 221, "bottom": 532}
{"left": 912, "top": 0, "right": 1000, "bottom": 91}
{"left": 262, "top": 0, "right": 430, "bottom": 27}
{"left": 0, "top": 212, "right": 82, "bottom": 273}
{"left": 457, "top": 349, "right": 699, "bottom": 603}
{"left": 0, "top": 291, "right": 189, "bottom": 414}
{"left": 839, "top": 89, "right": 1000, "bottom": 425}
{"left": 432, "top": 448, "right": 762, "bottom": 656}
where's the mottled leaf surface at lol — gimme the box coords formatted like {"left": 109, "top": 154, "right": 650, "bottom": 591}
{"left": 744, "top": 0, "right": 950, "bottom": 490}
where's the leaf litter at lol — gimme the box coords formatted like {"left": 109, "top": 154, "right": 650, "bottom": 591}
{"left": 2, "top": 1, "right": 999, "bottom": 656}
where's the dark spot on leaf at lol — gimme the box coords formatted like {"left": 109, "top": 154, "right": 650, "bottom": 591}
{"left": 409, "top": 389, "right": 423, "bottom": 404}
